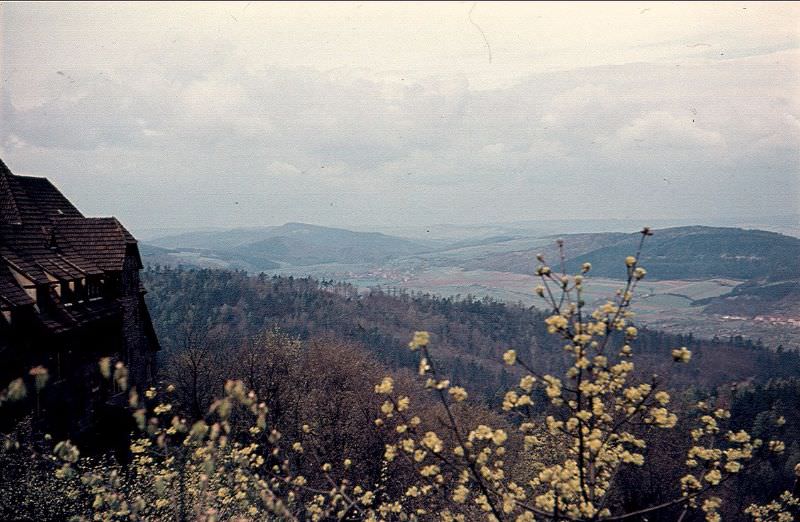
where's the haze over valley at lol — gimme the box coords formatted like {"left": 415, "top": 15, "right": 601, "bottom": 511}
{"left": 143, "top": 218, "right": 800, "bottom": 348}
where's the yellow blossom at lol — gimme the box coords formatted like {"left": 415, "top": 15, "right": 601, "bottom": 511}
{"left": 449, "top": 386, "right": 468, "bottom": 402}
{"left": 374, "top": 376, "right": 394, "bottom": 394}
{"left": 360, "top": 491, "right": 375, "bottom": 505}
{"left": 492, "top": 429, "right": 508, "bottom": 446}
{"left": 655, "top": 391, "right": 670, "bottom": 405}
{"left": 408, "top": 331, "right": 430, "bottom": 350}
{"left": 545, "top": 314, "right": 568, "bottom": 333}
{"left": 725, "top": 461, "right": 742, "bottom": 473}
{"left": 768, "top": 440, "right": 785, "bottom": 453}
{"left": 420, "top": 464, "right": 440, "bottom": 477}
{"left": 384, "top": 444, "right": 398, "bottom": 461}
{"left": 397, "top": 396, "right": 411, "bottom": 411}
{"left": 672, "top": 347, "right": 692, "bottom": 363}
{"left": 452, "top": 485, "right": 469, "bottom": 503}
{"left": 704, "top": 469, "right": 722, "bottom": 485}
{"left": 98, "top": 357, "right": 112, "bottom": 379}
{"left": 418, "top": 358, "right": 431, "bottom": 375}
{"left": 422, "top": 432, "right": 444, "bottom": 453}
{"left": 519, "top": 375, "right": 536, "bottom": 392}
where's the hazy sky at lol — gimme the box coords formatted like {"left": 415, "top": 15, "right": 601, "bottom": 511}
{"left": 1, "top": 1, "right": 799, "bottom": 233}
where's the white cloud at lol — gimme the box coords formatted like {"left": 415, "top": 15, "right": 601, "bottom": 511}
{"left": 269, "top": 161, "right": 302, "bottom": 177}
{"left": 603, "top": 111, "right": 726, "bottom": 153}
{"left": 0, "top": 2, "right": 798, "bottom": 230}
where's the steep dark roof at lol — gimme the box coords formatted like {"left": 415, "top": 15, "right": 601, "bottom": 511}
{"left": 0, "top": 159, "right": 144, "bottom": 334}
{"left": 0, "top": 158, "right": 160, "bottom": 401}
{"left": 53, "top": 217, "right": 139, "bottom": 272}
{"left": 0, "top": 264, "right": 33, "bottom": 308}
{"left": 0, "top": 223, "right": 101, "bottom": 282}
{"left": 0, "top": 160, "right": 82, "bottom": 227}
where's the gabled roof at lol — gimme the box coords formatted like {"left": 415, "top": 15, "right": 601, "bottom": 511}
{"left": 0, "top": 158, "right": 160, "bottom": 359}
{"left": 0, "top": 223, "right": 98, "bottom": 283}
{"left": 53, "top": 217, "right": 139, "bottom": 272}
{"left": 0, "top": 159, "right": 82, "bottom": 227}
{"left": 0, "top": 159, "right": 141, "bottom": 313}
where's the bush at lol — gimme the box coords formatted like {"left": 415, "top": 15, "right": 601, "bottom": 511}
{"left": 2, "top": 231, "right": 798, "bottom": 521}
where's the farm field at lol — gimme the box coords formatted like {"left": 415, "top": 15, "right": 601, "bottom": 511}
{"left": 275, "top": 264, "right": 800, "bottom": 347}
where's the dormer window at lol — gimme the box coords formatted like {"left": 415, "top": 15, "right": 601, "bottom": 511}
{"left": 87, "top": 277, "right": 103, "bottom": 300}
{"left": 36, "top": 284, "right": 49, "bottom": 310}
{"left": 74, "top": 278, "right": 87, "bottom": 302}
{"left": 60, "top": 281, "right": 75, "bottom": 304}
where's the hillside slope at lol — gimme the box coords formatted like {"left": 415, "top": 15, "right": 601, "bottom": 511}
{"left": 700, "top": 278, "right": 800, "bottom": 317}
{"left": 147, "top": 224, "right": 799, "bottom": 283}
{"left": 143, "top": 268, "right": 800, "bottom": 403}
{"left": 567, "top": 227, "right": 800, "bottom": 281}
{"left": 147, "top": 222, "right": 436, "bottom": 269}
{"left": 462, "top": 226, "right": 800, "bottom": 282}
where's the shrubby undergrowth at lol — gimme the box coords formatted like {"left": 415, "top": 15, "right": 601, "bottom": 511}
{"left": 1, "top": 231, "right": 798, "bottom": 521}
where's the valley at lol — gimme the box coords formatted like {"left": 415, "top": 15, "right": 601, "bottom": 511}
{"left": 142, "top": 221, "right": 800, "bottom": 348}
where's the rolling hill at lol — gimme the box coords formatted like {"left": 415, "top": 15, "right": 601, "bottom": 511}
{"left": 565, "top": 226, "right": 800, "bottom": 281}
{"left": 461, "top": 226, "right": 800, "bottom": 281}
{"left": 146, "top": 224, "right": 799, "bottom": 282}
{"left": 146, "top": 222, "right": 436, "bottom": 270}
{"left": 142, "top": 224, "right": 800, "bottom": 336}
{"left": 700, "top": 278, "right": 800, "bottom": 317}
{"left": 141, "top": 267, "right": 800, "bottom": 400}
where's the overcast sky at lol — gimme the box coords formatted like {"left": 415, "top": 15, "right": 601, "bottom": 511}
{"left": 1, "top": 1, "right": 798, "bottom": 234}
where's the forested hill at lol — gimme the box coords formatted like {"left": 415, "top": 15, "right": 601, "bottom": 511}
{"left": 142, "top": 267, "right": 800, "bottom": 401}
{"left": 566, "top": 226, "right": 800, "bottom": 281}
{"left": 147, "top": 222, "right": 435, "bottom": 268}
{"left": 467, "top": 226, "right": 800, "bottom": 281}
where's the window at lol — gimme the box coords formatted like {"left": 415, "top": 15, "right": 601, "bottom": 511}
{"left": 87, "top": 277, "right": 103, "bottom": 300}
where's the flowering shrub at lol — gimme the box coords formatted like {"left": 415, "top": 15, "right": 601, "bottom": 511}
{"left": 365, "top": 230, "right": 798, "bottom": 521}
{"left": 1, "top": 229, "right": 799, "bottom": 520}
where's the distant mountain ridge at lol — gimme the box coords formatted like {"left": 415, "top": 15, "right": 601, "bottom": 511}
{"left": 142, "top": 223, "right": 800, "bottom": 331}
{"left": 147, "top": 222, "right": 436, "bottom": 269}
{"left": 564, "top": 226, "right": 800, "bottom": 281}
{"left": 447, "top": 226, "right": 798, "bottom": 281}
{"left": 146, "top": 223, "right": 800, "bottom": 282}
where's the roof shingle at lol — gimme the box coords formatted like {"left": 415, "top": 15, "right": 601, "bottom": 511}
{"left": 0, "top": 159, "right": 143, "bottom": 334}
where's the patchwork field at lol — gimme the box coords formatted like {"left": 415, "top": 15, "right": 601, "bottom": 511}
{"left": 145, "top": 223, "right": 800, "bottom": 349}
{"left": 273, "top": 264, "right": 800, "bottom": 348}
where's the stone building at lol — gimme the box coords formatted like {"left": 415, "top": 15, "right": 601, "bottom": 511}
{"left": 0, "top": 159, "right": 159, "bottom": 438}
